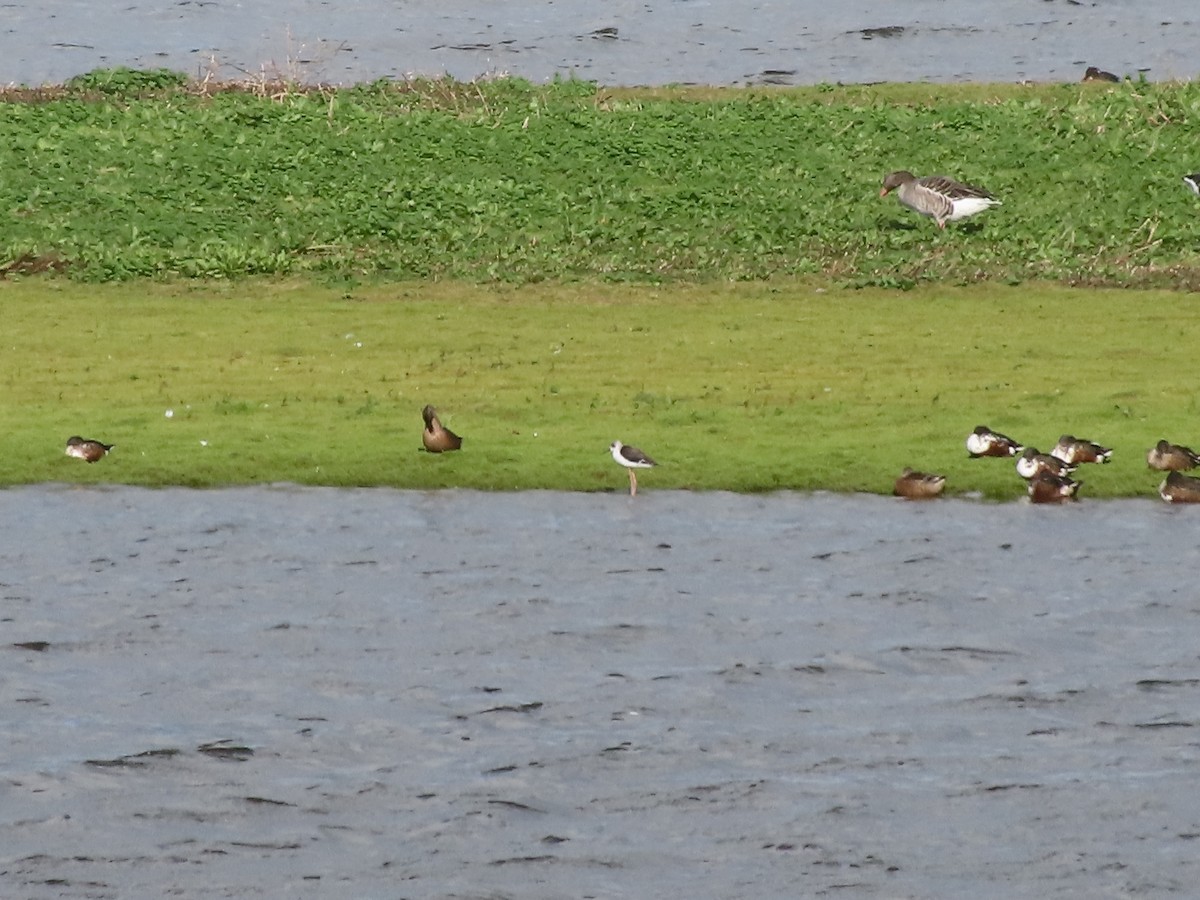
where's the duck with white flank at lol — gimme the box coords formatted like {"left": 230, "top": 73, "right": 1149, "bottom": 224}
{"left": 1050, "top": 434, "right": 1113, "bottom": 465}
{"left": 1016, "top": 448, "right": 1076, "bottom": 481}
{"left": 1147, "top": 439, "right": 1200, "bottom": 471}
{"left": 966, "top": 425, "right": 1024, "bottom": 458}
{"left": 1159, "top": 471, "right": 1200, "bottom": 503}
{"left": 610, "top": 440, "right": 656, "bottom": 496}
{"left": 880, "top": 171, "right": 1002, "bottom": 229}
{"left": 1184, "top": 174, "right": 1200, "bottom": 198}
{"left": 421, "top": 405, "right": 463, "bottom": 453}
{"left": 1028, "top": 472, "right": 1081, "bottom": 503}
{"left": 65, "top": 435, "right": 114, "bottom": 463}
{"left": 893, "top": 467, "right": 946, "bottom": 499}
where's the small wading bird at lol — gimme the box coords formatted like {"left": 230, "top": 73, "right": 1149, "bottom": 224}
{"left": 1050, "top": 434, "right": 1113, "bottom": 465}
{"left": 65, "top": 435, "right": 114, "bottom": 463}
{"left": 893, "top": 467, "right": 946, "bottom": 499}
{"left": 609, "top": 440, "right": 656, "bottom": 496}
{"left": 1159, "top": 470, "right": 1200, "bottom": 503}
{"left": 880, "top": 170, "right": 1002, "bottom": 229}
{"left": 421, "top": 405, "right": 462, "bottom": 453}
{"left": 1016, "top": 448, "right": 1077, "bottom": 481}
{"left": 1184, "top": 174, "right": 1200, "bottom": 198}
{"left": 1028, "top": 471, "right": 1081, "bottom": 503}
{"left": 966, "top": 425, "right": 1023, "bottom": 458}
{"left": 1147, "top": 439, "right": 1200, "bottom": 471}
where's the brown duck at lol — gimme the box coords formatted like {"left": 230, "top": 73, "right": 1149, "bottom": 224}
{"left": 1159, "top": 471, "right": 1200, "bottom": 503}
{"left": 893, "top": 467, "right": 946, "bottom": 499}
{"left": 1027, "top": 472, "right": 1081, "bottom": 503}
{"left": 1147, "top": 439, "right": 1200, "bottom": 471}
{"left": 421, "top": 405, "right": 463, "bottom": 453}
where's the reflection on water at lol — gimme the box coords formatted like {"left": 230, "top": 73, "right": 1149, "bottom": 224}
{"left": 1, "top": 0, "right": 1197, "bottom": 87}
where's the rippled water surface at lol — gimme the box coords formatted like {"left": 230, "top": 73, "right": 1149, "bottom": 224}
{"left": 3, "top": 486, "right": 1199, "bottom": 898}
{"left": 2, "top": 0, "right": 1199, "bottom": 86}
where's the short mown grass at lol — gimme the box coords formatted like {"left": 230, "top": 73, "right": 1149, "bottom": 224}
{"left": 2, "top": 278, "right": 1194, "bottom": 499}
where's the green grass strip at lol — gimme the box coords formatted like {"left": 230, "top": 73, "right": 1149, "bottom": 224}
{"left": 3, "top": 278, "right": 1193, "bottom": 498}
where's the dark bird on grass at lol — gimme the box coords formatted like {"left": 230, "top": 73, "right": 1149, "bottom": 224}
{"left": 893, "top": 467, "right": 946, "bottom": 499}
{"left": 1051, "top": 434, "right": 1113, "bottom": 465}
{"left": 65, "top": 435, "right": 114, "bottom": 463}
{"left": 1159, "top": 470, "right": 1200, "bottom": 503}
{"left": 1016, "top": 448, "right": 1077, "bottom": 481}
{"left": 421, "top": 405, "right": 462, "bottom": 453}
{"left": 610, "top": 440, "right": 656, "bottom": 497}
{"left": 1184, "top": 174, "right": 1200, "bottom": 198}
{"left": 966, "top": 425, "right": 1024, "bottom": 458}
{"left": 1147, "top": 439, "right": 1200, "bottom": 471}
{"left": 1082, "top": 66, "right": 1119, "bottom": 83}
{"left": 880, "top": 171, "right": 1002, "bottom": 229}
{"left": 1028, "top": 472, "right": 1081, "bottom": 503}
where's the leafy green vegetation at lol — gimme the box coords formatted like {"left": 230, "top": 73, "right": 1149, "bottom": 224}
{"left": 2, "top": 278, "right": 1194, "bottom": 498}
{"left": 0, "top": 74, "right": 1199, "bottom": 285}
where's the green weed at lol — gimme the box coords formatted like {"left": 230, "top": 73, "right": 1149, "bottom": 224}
{"left": 0, "top": 76, "right": 1199, "bottom": 285}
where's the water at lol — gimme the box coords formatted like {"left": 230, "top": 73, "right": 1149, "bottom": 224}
{"left": 3, "top": 486, "right": 1198, "bottom": 898}
{"left": 2, "top": 1, "right": 1198, "bottom": 87}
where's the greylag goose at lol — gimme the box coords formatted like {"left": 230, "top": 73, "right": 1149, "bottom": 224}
{"left": 421, "top": 405, "right": 463, "bottom": 453}
{"left": 1050, "top": 434, "right": 1112, "bottom": 465}
{"left": 893, "top": 467, "right": 946, "bottom": 499}
{"left": 880, "top": 171, "right": 1002, "bottom": 228}
{"left": 965, "top": 425, "right": 1023, "bottom": 458}
{"left": 1147, "top": 439, "right": 1200, "bottom": 471}
{"left": 65, "top": 435, "right": 114, "bottom": 463}
{"left": 610, "top": 440, "right": 656, "bottom": 496}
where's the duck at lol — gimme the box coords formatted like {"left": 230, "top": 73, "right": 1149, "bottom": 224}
{"left": 1082, "top": 66, "right": 1119, "bottom": 83}
{"left": 1016, "top": 447, "right": 1076, "bottom": 481}
{"left": 421, "top": 405, "right": 463, "bottom": 453}
{"left": 65, "top": 435, "right": 114, "bottom": 463}
{"left": 1159, "top": 470, "right": 1200, "bottom": 503}
{"left": 893, "top": 467, "right": 946, "bottom": 499}
{"left": 609, "top": 440, "right": 656, "bottom": 496}
{"left": 965, "top": 425, "right": 1023, "bottom": 458}
{"left": 1183, "top": 174, "right": 1200, "bottom": 198}
{"left": 1147, "top": 439, "right": 1200, "bottom": 471}
{"left": 1028, "top": 472, "right": 1081, "bottom": 503}
{"left": 1050, "top": 434, "right": 1112, "bottom": 465}
{"left": 880, "top": 171, "right": 1002, "bottom": 229}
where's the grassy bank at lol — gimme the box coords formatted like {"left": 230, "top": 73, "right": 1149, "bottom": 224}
{"left": 1, "top": 74, "right": 1199, "bottom": 285}
{"left": 3, "top": 278, "right": 1195, "bottom": 498}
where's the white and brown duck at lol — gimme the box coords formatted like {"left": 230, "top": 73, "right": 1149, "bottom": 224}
{"left": 421, "top": 405, "right": 463, "bottom": 453}
{"left": 1050, "top": 434, "right": 1112, "bottom": 465}
{"left": 880, "top": 171, "right": 1002, "bottom": 229}
{"left": 966, "top": 425, "right": 1023, "bottom": 458}
{"left": 1016, "top": 447, "right": 1076, "bottom": 481}
{"left": 65, "top": 435, "right": 114, "bottom": 463}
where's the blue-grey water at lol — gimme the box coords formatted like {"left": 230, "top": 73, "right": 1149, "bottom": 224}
{"left": 2, "top": 0, "right": 1198, "bottom": 87}
{"left": 3, "top": 486, "right": 1199, "bottom": 898}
